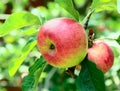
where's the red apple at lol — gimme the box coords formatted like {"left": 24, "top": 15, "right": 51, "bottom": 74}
{"left": 37, "top": 18, "right": 88, "bottom": 68}
{"left": 98, "top": 24, "right": 105, "bottom": 32}
{"left": 87, "top": 40, "right": 114, "bottom": 73}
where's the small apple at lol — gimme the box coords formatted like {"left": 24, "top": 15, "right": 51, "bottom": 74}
{"left": 87, "top": 40, "right": 114, "bottom": 73}
{"left": 98, "top": 24, "right": 105, "bottom": 32}
{"left": 37, "top": 18, "right": 88, "bottom": 68}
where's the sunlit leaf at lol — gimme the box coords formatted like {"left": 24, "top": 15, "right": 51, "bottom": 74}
{"left": 22, "top": 56, "right": 46, "bottom": 91}
{"left": 8, "top": 38, "right": 37, "bottom": 77}
{"left": 0, "top": 11, "right": 40, "bottom": 36}
{"left": 91, "top": 0, "right": 101, "bottom": 10}
{"left": 0, "top": 2, "right": 6, "bottom": 13}
{"left": 21, "top": 28, "right": 38, "bottom": 36}
{"left": 117, "top": 0, "right": 120, "bottom": 13}
{"left": 76, "top": 58, "right": 105, "bottom": 91}
{"left": 91, "top": 0, "right": 117, "bottom": 12}
{"left": 55, "top": 0, "right": 80, "bottom": 21}
{"left": 95, "top": 2, "right": 116, "bottom": 12}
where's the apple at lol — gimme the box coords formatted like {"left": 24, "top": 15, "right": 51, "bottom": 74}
{"left": 87, "top": 40, "right": 114, "bottom": 73}
{"left": 98, "top": 24, "right": 105, "bottom": 32}
{"left": 37, "top": 18, "right": 88, "bottom": 68}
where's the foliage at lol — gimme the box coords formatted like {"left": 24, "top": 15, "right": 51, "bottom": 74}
{"left": 0, "top": 12, "right": 40, "bottom": 36}
{"left": 76, "top": 59, "right": 105, "bottom": 91}
{"left": 22, "top": 56, "right": 46, "bottom": 91}
{"left": 8, "top": 38, "right": 37, "bottom": 77}
{"left": 55, "top": 0, "right": 80, "bottom": 21}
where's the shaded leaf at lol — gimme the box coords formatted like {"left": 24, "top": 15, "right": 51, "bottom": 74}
{"left": 8, "top": 38, "right": 37, "bottom": 77}
{"left": 116, "top": 35, "right": 120, "bottom": 45}
{"left": 0, "top": 11, "right": 40, "bottom": 36}
{"left": 55, "top": 0, "right": 80, "bottom": 21}
{"left": 22, "top": 75, "right": 35, "bottom": 91}
{"left": 22, "top": 56, "right": 46, "bottom": 91}
{"left": 76, "top": 58, "right": 105, "bottom": 91}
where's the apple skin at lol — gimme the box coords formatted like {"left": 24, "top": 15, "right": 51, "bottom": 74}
{"left": 37, "top": 18, "right": 88, "bottom": 68}
{"left": 87, "top": 41, "right": 114, "bottom": 73}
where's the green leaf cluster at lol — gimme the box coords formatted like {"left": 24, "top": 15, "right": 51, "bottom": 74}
{"left": 22, "top": 56, "right": 46, "bottom": 91}
{"left": 76, "top": 58, "right": 105, "bottom": 91}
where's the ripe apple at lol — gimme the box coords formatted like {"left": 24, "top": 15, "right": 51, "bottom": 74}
{"left": 87, "top": 40, "right": 114, "bottom": 73}
{"left": 37, "top": 18, "right": 88, "bottom": 68}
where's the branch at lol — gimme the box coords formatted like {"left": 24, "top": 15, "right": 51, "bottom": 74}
{"left": 42, "top": 67, "right": 57, "bottom": 90}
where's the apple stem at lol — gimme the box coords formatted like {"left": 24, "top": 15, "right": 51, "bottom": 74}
{"left": 66, "top": 66, "right": 76, "bottom": 78}
{"left": 83, "top": 9, "right": 94, "bottom": 29}
{"left": 88, "top": 29, "right": 95, "bottom": 48}
{"left": 44, "top": 67, "right": 57, "bottom": 89}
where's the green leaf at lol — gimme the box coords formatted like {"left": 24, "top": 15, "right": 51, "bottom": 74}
{"left": 0, "top": 11, "right": 40, "bottom": 36}
{"left": 22, "top": 75, "right": 35, "bottom": 91}
{"left": 55, "top": 0, "right": 80, "bottom": 21}
{"left": 95, "top": 2, "right": 116, "bottom": 12}
{"left": 21, "top": 27, "right": 39, "bottom": 36}
{"left": 8, "top": 38, "right": 37, "bottom": 77}
{"left": 91, "top": 0, "right": 101, "bottom": 10}
{"left": 22, "top": 56, "right": 47, "bottom": 91}
{"left": 91, "top": 0, "right": 117, "bottom": 12}
{"left": 116, "top": 35, "right": 120, "bottom": 45}
{"left": 117, "top": 0, "right": 120, "bottom": 13}
{"left": 76, "top": 58, "right": 105, "bottom": 91}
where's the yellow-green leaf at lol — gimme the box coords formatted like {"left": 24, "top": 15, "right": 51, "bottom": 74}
{"left": 0, "top": 11, "right": 40, "bottom": 36}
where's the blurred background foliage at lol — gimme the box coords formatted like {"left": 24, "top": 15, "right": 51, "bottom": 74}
{"left": 0, "top": 0, "right": 120, "bottom": 91}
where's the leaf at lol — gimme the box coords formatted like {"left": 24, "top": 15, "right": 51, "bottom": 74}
{"left": 55, "top": 0, "right": 80, "bottom": 21}
{"left": 0, "top": 11, "right": 40, "bottom": 36}
{"left": 117, "top": 0, "right": 120, "bottom": 13}
{"left": 22, "top": 75, "right": 35, "bottom": 91}
{"left": 95, "top": 2, "right": 116, "bottom": 12}
{"left": 8, "top": 38, "right": 37, "bottom": 77}
{"left": 21, "top": 27, "right": 39, "bottom": 36}
{"left": 76, "top": 58, "right": 105, "bottom": 91}
{"left": 91, "top": 0, "right": 101, "bottom": 10}
{"left": 116, "top": 35, "right": 120, "bottom": 45}
{"left": 91, "top": 0, "right": 117, "bottom": 12}
{"left": 22, "top": 56, "right": 46, "bottom": 91}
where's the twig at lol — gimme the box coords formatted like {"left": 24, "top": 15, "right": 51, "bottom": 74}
{"left": 43, "top": 67, "right": 57, "bottom": 90}
{"left": 83, "top": 9, "right": 94, "bottom": 29}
